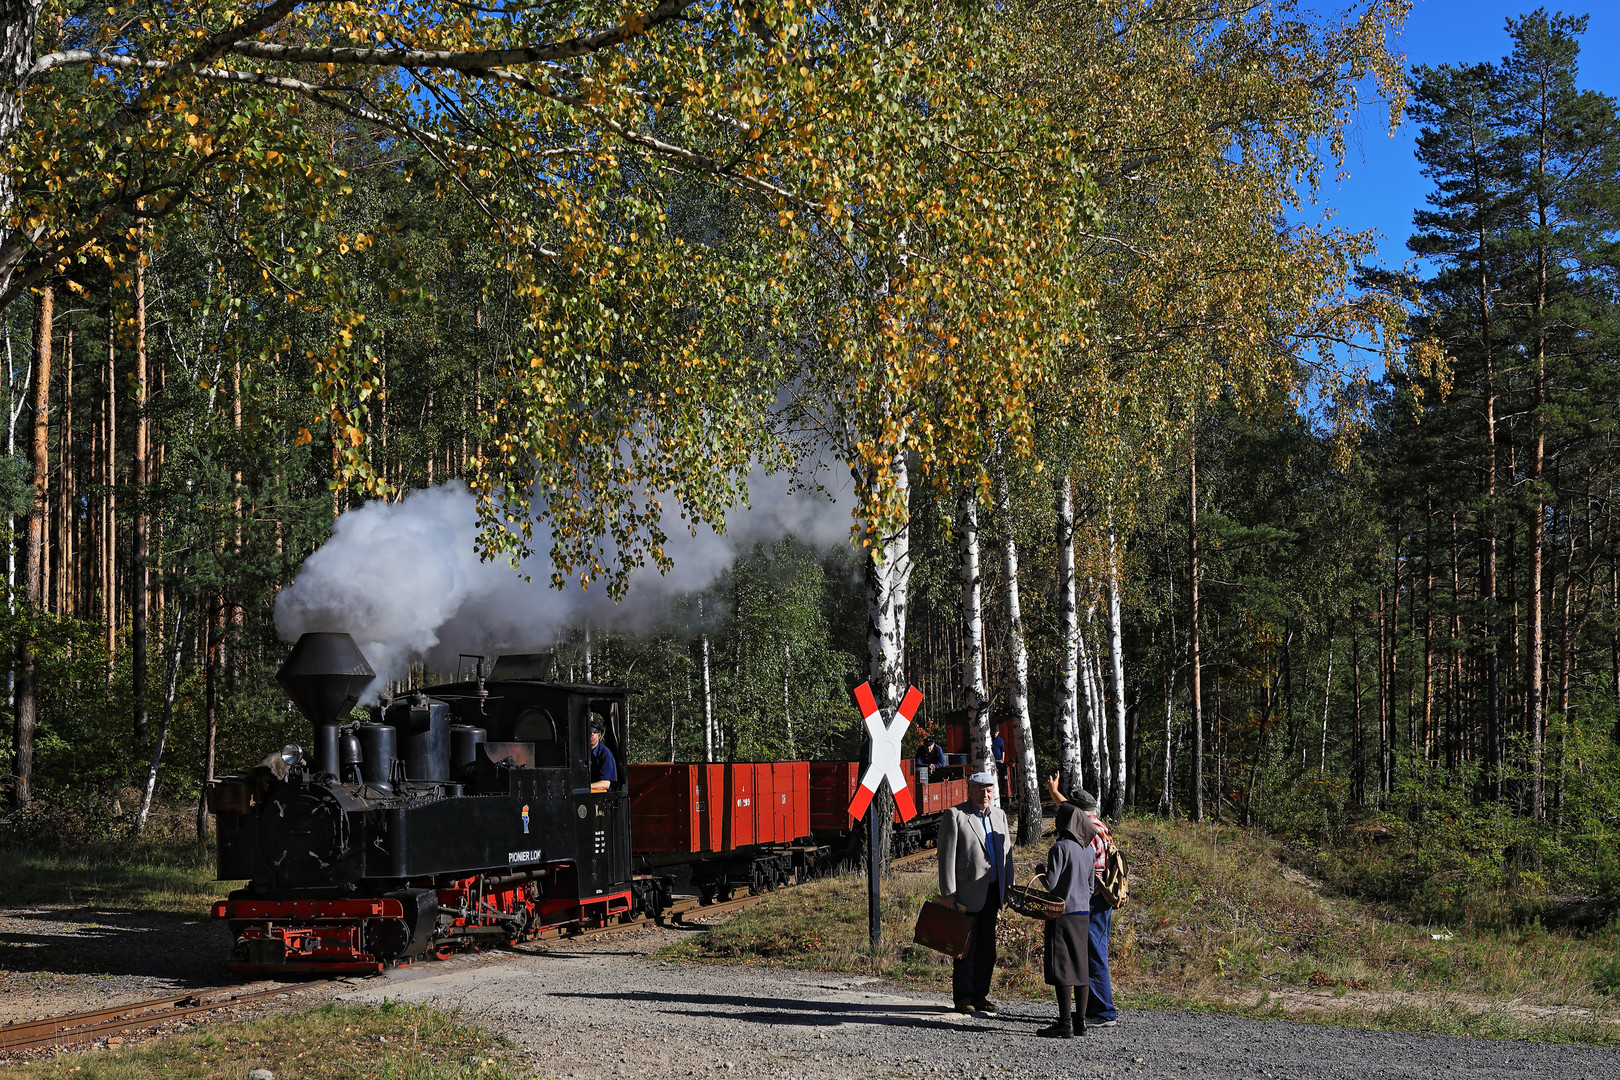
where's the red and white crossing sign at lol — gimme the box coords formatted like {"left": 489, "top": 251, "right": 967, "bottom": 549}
{"left": 848, "top": 681, "right": 923, "bottom": 823}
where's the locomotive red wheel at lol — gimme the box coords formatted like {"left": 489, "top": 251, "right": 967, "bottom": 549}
{"left": 432, "top": 944, "right": 455, "bottom": 961}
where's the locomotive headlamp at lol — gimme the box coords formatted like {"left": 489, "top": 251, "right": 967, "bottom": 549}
{"left": 280, "top": 743, "right": 305, "bottom": 767}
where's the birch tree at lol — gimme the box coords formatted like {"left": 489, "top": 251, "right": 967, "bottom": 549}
{"left": 997, "top": 465, "right": 1042, "bottom": 841}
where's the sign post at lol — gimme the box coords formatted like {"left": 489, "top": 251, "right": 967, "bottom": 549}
{"left": 849, "top": 681, "right": 922, "bottom": 951}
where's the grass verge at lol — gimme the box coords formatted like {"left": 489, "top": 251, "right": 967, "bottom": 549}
{"left": 659, "top": 819, "right": 1620, "bottom": 1046}
{"left": 1, "top": 1002, "right": 520, "bottom": 1080}
{"left": 0, "top": 841, "right": 239, "bottom": 917}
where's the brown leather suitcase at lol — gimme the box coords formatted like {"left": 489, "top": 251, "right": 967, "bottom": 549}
{"left": 913, "top": 899, "right": 975, "bottom": 958}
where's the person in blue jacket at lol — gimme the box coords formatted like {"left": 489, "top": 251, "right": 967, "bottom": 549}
{"left": 589, "top": 721, "right": 617, "bottom": 791}
{"left": 917, "top": 734, "right": 947, "bottom": 771}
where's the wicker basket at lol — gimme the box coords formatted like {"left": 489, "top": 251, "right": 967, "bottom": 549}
{"left": 1006, "top": 875, "right": 1066, "bottom": 921}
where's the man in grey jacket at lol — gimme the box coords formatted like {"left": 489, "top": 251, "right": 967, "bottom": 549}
{"left": 937, "top": 771, "right": 1015, "bottom": 1015}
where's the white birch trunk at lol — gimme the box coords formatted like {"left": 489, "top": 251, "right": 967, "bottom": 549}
{"left": 1078, "top": 607, "right": 1102, "bottom": 797}
{"left": 699, "top": 595, "right": 715, "bottom": 764}
{"left": 1054, "top": 477, "right": 1082, "bottom": 795}
{"left": 861, "top": 446, "right": 912, "bottom": 873}
{"left": 958, "top": 487, "right": 994, "bottom": 786}
{"left": 1089, "top": 631, "right": 1111, "bottom": 808}
{"left": 0, "top": 0, "right": 48, "bottom": 301}
{"left": 1158, "top": 648, "right": 1176, "bottom": 816}
{"left": 1319, "top": 624, "right": 1336, "bottom": 776}
{"left": 133, "top": 596, "right": 186, "bottom": 838}
{"left": 1107, "top": 524, "right": 1128, "bottom": 818}
{"left": 997, "top": 468, "right": 1041, "bottom": 842}
{"left": 783, "top": 642, "right": 795, "bottom": 760}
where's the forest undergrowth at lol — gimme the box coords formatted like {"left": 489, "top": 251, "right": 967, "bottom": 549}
{"left": 660, "top": 818, "right": 1620, "bottom": 1046}
{"left": 0, "top": 797, "right": 230, "bottom": 915}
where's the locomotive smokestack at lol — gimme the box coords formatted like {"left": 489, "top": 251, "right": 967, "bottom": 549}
{"left": 277, "top": 632, "right": 377, "bottom": 728}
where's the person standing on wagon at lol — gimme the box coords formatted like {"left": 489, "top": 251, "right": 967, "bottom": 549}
{"left": 937, "top": 771, "right": 1015, "bottom": 1015}
{"left": 1039, "top": 803, "right": 1097, "bottom": 1038}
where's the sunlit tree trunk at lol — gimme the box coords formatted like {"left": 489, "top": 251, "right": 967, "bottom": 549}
{"left": 132, "top": 240, "right": 150, "bottom": 746}
{"left": 698, "top": 595, "right": 714, "bottom": 763}
{"left": 103, "top": 307, "right": 116, "bottom": 679}
{"left": 1319, "top": 618, "right": 1335, "bottom": 776}
{"left": 1188, "top": 434, "right": 1204, "bottom": 822}
{"left": 0, "top": 0, "right": 48, "bottom": 299}
{"left": 958, "top": 487, "right": 993, "bottom": 781}
{"left": 1054, "top": 476, "right": 1082, "bottom": 794}
{"left": 861, "top": 447, "right": 912, "bottom": 875}
{"left": 1106, "top": 521, "right": 1128, "bottom": 819}
{"left": 1077, "top": 608, "right": 1102, "bottom": 796}
{"left": 1351, "top": 610, "right": 1365, "bottom": 804}
{"left": 11, "top": 283, "right": 50, "bottom": 808}
{"left": 197, "top": 598, "right": 222, "bottom": 844}
{"left": 996, "top": 469, "right": 1040, "bottom": 840}
{"left": 134, "top": 596, "right": 185, "bottom": 839}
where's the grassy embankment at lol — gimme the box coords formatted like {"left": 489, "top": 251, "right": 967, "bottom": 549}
{"left": 0, "top": 1002, "right": 519, "bottom": 1080}
{"left": 659, "top": 818, "right": 1620, "bottom": 1046}
{"left": 0, "top": 841, "right": 236, "bottom": 917}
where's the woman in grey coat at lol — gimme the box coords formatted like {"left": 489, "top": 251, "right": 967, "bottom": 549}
{"left": 1039, "top": 803, "right": 1097, "bottom": 1038}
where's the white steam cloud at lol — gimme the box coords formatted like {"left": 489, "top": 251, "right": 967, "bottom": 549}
{"left": 273, "top": 469, "right": 855, "bottom": 694}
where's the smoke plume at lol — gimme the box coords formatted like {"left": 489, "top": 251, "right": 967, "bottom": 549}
{"left": 273, "top": 470, "right": 854, "bottom": 693}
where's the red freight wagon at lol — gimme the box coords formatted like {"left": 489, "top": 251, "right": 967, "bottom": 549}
{"left": 770, "top": 762, "right": 809, "bottom": 844}
{"left": 629, "top": 762, "right": 810, "bottom": 855}
{"left": 809, "top": 760, "right": 919, "bottom": 833}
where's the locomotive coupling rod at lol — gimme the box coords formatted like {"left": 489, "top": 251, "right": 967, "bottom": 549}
{"left": 482, "top": 868, "right": 547, "bottom": 890}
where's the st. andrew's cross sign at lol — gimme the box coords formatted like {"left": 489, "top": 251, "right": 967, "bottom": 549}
{"left": 848, "top": 680, "right": 923, "bottom": 950}
{"left": 848, "top": 681, "right": 923, "bottom": 822}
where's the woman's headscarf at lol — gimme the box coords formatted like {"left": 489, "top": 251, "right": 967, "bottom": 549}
{"left": 1054, "top": 802, "right": 1097, "bottom": 846}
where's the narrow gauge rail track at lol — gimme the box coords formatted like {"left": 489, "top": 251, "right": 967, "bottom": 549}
{"left": 0, "top": 984, "right": 312, "bottom": 1057}
{"left": 3, "top": 848, "right": 939, "bottom": 1056}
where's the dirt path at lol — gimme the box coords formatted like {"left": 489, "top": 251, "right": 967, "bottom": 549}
{"left": 332, "top": 924, "right": 1615, "bottom": 1080}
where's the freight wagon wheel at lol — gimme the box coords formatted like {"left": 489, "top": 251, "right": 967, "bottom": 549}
{"left": 698, "top": 885, "right": 715, "bottom": 906}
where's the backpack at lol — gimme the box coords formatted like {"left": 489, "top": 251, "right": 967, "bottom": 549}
{"left": 1091, "top": 837, "right": 1129, "bottom": 911}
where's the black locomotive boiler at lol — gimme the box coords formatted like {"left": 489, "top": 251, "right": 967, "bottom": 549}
{"left": 209, "top": 632, "right": 665, "bottom": 974}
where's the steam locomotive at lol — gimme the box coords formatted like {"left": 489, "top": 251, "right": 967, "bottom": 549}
{"left": 207, "top": 632, "right": 1014, "bottom": 974}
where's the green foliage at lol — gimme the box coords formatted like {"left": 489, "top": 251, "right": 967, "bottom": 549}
{"left": 1592, "top": 952, "right": 1620, "bottom": 996}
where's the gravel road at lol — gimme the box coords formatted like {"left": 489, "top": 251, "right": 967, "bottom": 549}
{"left": 334, "top": 925, "right": 1618, "bottom": 1080}
{"left": 0, "top": 907, "right": 237, "bottom": 1023}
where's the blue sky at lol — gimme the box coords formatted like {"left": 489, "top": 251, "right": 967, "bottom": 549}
{"left": 1324, "top": 1, "right": 1620, "bottom": 275}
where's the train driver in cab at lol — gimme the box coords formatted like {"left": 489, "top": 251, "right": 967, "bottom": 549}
{"left": 589, "top": 720, "right": 618, "bottom": 792}
{"left": 917, "top": 733, "right": 947, "bottom": 773}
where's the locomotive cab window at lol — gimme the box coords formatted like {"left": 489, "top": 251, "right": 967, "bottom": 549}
{"left": 588, "top": 700, "right": 623, "bottom": 791}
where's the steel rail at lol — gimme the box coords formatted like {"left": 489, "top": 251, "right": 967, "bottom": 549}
{"left": 0, "top": 983, "right": 311, "bottom": 1056}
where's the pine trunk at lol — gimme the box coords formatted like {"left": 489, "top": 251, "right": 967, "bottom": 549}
{"left": 10, "top": 283, "right": 50, "bottom": 808}
{"left": 103, "top": 307, "right": 116, "bottom": 678}
{"left": 131, "top": 245, "right": 149, "bottom": 745}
